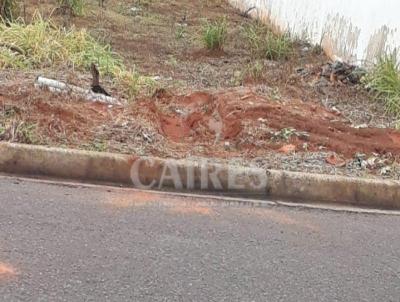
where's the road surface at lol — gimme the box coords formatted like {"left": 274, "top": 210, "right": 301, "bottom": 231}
{"left": 0, "top": 176, "right": 399, "bottom": 301}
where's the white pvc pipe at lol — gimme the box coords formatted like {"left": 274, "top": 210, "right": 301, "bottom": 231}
{"left": 35, "top": 76, "right": 121, "bottom": 105}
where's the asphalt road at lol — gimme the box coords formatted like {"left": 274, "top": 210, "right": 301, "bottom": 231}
{"left": 0, "top": 176, "right": 399, "bottom": 302}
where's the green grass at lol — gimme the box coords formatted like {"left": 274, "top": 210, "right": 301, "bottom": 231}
{"left": 57, "top": 0, "right": 85, "bottom": 16}
{"left": 114, "top": 68, "right": 157, "bottom": 98}
{"left": 242, "top": 22, "right": 293, "bottom": 60}
{"left": 0, "top": 120, "right": 39, "bottom": 144}
{"left": 245, "top": 60, "right": 264, "bottom": 80}
{"left": 363, "top": 51, "right": 400, "bottom": 116}
{"left": 201, "top": 17, "right": 228, "bottom": 50}
{"left": 0, "top": 0, "right": 18, "bottom": 22}
{"left": 272, "top": 127, "right": 297, "bottom": 141}
{"left": 16, "top": 122, "right": 39, "bottom": 144}
{"left": 84, "top": 139, "right": 108, "bottom": 152}
{"left": 0, "top": 15, "right": 154, "bottom": 98}
{"left": 175, "top": 25, "right": 186, "bottom": 40}
{"left": 0, "top": 14, "right": 121, "bottom": 72}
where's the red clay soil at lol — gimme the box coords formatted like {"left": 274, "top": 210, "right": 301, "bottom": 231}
{"left": 0, "top": 89, "right": 118, "bottom": 143}
{"left": 140, "top": 89, "right": 400, "bottom": 158}
{"left": 1, "top": 84, "right": 400, "bottom": 159}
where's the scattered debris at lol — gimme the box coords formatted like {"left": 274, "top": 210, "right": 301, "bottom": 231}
{"left": 319, "top": 61, "right": 367, "bottom": 85}
{"left": 380, "top": 166, "right": 392, "bottom": 176}
{"left": 129, "top": 6, "right": 142, "bottom": 16}
{"left": 239, "top": 6, "right": 256, "bottom": 18}
{"left": 1, "top": 0, "right": 399, "bottom": 182}
{"left": 351, "top": 123, "right": 369, "bottom": 129}
{"left": 295, "top": 67, "right": 309, "bottom": 76}
{"left": 272, "top": 127, "right": 309, "bottom": 142}
{"left": 35, "top": 76, "right": 120, "bottom": 105}
{"left": 353, "top": 152, "right": 395, "bottom": 176}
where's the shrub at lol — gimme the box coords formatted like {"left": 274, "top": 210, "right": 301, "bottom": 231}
{"left": 363, "top": 51, "right": 400, "bottom": 116}
{"left": 201, "top": 17, "right": 227, "bottom": 50}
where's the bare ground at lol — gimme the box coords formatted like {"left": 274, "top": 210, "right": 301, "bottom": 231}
{"left": 1, "top": 0, "right": 399, "bottom": 180}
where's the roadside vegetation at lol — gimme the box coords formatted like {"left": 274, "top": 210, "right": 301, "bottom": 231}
{"left": 245, "top": 60, "right": 264, "bottom": 80}
{"left": 0, "top": 119, "right": 39, "bottom": 144}
{"left": 0, "top": 0, "right": 399, "bottom": 180}
{"left": 201, "top": 17, "right": 228, "bottom": 50}
{"left": 242, "top": 21, "right": 293, "bottom": 60}
{"left": 0, "top": 15, "right": 119, "bottom": 70}
{"left": 363, "top": 51, "right": 400, "bottom": 121}
{"left": 0, "top": 0, "right": 18, "bottom": 22}
{"left": 0, "top": 14, "right": 154, "bottom": 98}
{"left": 57, "top": 0, "right": 85, "bottom": 16}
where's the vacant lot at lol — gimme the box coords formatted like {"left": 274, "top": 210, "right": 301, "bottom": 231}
{"left": 0, "top": 0, "right": 399, "bottom": 179}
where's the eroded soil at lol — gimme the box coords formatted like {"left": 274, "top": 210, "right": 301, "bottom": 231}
{"left": 1, "top": 0, "right": 400, "bottom": 179}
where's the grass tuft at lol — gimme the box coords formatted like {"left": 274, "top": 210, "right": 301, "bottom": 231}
{"left": 242, "top": 22, "right": 292, "bottom": 60}
{"left": 0, "top": 14, "right": 155, "bottom": 98}
{"left": 0, "top": 0, "right": 18, "bottom": 22}
{"left": 114, "top": 68, "right": 156, "bottom": 99}
{"left": 245, "top": 60, "right": 264, "bottom": 80}
{"left": 363, "top": 51, "right": 400, "bottom": 116}
{"left": 16, "top": 122, "right": 39, "bottom": 144}
{"left": 57, "top": 0, "right": 85, "bottom": 16}
{"left": 0, "top": 14, "right": 122, "bottom": 72}
{"left": 201, "top": 17, "right": 227, "bottom": 50}
{"left": 0, "top": 120, "right": 39, "bottom": 144}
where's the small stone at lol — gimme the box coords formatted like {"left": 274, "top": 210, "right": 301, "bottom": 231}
{"left": 224, "top": 141, "right": 230, "bottom": 150}
{"left": 352, "top": 123, "right": 368, "bottom": 129}
{"left": 380, "top": 166, "right": 392, "bottom": 176}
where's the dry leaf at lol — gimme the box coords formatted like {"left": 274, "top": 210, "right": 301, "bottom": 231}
{"left": 326, "top": 154, "right": 346, "bottom": 167}
{"left": 279, "top": 144, "right": 296, "bottom": 154}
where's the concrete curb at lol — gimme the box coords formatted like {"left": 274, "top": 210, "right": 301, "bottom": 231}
{"left": 1, "top": 142, "right": 399, "bottom": 209}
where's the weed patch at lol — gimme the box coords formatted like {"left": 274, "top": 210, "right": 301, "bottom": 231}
{"left": 0, "top": 0, "right": 18, "bottom": 22}
{"left": 0, "top": 120, "right": 39, "bottom": 144}
{"left": 57, "top": 0, "right": 85, "bottom": 16}
{"left": 201, "top": 17, "right": 227, "bottom": 50}
{"left": 363, "top": 51, "right": 400, "bottom": 116}
{"left": 242, "top": 22, "right": 292, "bottom": 60}
{"left": 0, "top": 15, "right": 155, "bottom": 98}
{"left": 16, "top": 122, "right": 39, "bottom": 144}
{"left": 245, "top": 60, "right": 264, "bottom": 80}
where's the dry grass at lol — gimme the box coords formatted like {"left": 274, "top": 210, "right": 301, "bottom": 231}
{"left": 0, "top": 0, "right": 18, "bottom": 21}
{"left": 0, "top": 13, "right": 155, "bottom": 98}
{"left": 242, "top": 21, "right": 293, "bottom": 60}
{"left": 57, "top": 0, "right": 85, "bottom": 16}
